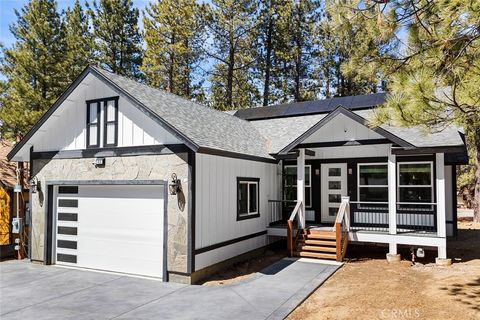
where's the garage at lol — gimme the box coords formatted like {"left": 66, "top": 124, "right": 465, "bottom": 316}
{"left": 53, "top": 184, "right": 166, "bottom": 279}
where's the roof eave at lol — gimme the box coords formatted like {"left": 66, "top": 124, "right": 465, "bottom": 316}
{"left": 277, "top": 106, "right": 414, "bottom": 155}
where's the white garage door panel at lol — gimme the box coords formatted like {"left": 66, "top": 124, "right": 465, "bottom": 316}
{"left": 55, "top": 184, "right": 165, "bottom": 279}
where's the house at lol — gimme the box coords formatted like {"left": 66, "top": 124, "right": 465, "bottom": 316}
{"left": 7, "top": 66, "right": 466, "bottom": 283}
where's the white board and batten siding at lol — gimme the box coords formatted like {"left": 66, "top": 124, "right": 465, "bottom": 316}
{"left": 303, "top": 113, "right": 384, "bottom": 144}
{"left": 195, "top": 153, "right": 279, "bottom": 271}
{"left": 32, "top": 73, "right": 180, "bottom": 153}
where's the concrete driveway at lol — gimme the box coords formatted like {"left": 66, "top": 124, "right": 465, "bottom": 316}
{"left": 0, "top": 258, "right": 340, "bottom": 320}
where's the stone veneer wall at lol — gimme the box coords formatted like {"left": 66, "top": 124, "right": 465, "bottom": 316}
{"left": 30, "top": 153, "right": 190, "bottom": 279}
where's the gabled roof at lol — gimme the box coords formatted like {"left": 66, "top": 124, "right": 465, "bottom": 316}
{"left": 8, "top": 66, "right": 466, "bottom": 163}
{"left": 233, "top": 93, "right": 387, "bottom": 120}
{"left": 8, "top": 66, "right": 273, "bottom": 161}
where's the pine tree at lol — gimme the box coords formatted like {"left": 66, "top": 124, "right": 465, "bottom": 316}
{"left": 142, "top": 0, "right": 205, "bottom": 99}
{"left": 88, "top": 0, "right": 143, "bottom": 78}
{"left": 342, "top": 0, "right": 480, "bottom": 221}
{"left": 271, "top": 0, "right": 319, "bottom": 103}
{"left": 64, "top": 0, "right": 94, "bottom": 82}
{"left": 0, "top": 0, "right": 67, "bottom": 139}
{"left": 205, "top": 0, "right": 260, "bottom": 110}
{"left": 318, "top": 1, "right": 395, "bottom": 97}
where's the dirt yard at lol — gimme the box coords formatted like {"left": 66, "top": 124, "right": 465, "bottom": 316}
{"left": 288, "top": 220, "right": 480, "bottom": 320}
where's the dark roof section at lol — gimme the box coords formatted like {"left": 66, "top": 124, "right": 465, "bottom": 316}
{"left": 233, "top": 92, "right": 387, "bottom": 121}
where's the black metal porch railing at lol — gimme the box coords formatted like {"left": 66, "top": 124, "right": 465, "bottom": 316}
{"left": 349, "top": 201, "right": 437, "bottom": 233}
{"left": 349, "top": 201, "right": 389, "bottom": 232}
{"left": 396, "top": 202, "right": 437, "bottom": 233}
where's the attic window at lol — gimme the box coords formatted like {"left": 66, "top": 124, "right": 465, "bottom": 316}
{"left": 86, "top": 101, "right": 100, "bottom": 148}
{"left": 104, "top": 98, "right": 118, "bottom": 147}
{"left": 86, "top": 97, "right": 119, "bottom": 148}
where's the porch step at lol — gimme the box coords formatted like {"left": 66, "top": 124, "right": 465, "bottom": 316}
{"left": 304, "top": 232, "right": 336, "bottom": 240}
{"left": 294, "top": 251, "right": 337, "bottom": 260}
{"left": 302, "top": 239, "right": 336, "bottom": 246}
{"left": 297, "top": 245, "right": 337, "bottom": 253}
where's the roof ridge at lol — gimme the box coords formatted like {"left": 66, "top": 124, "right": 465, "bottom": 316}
{"left": 90, "top": 65, "right": 255, "bottom": 124}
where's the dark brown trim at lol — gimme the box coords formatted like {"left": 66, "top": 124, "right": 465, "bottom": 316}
{"left": 197, "top": 147, "right": 277, "bottom": 164}
{"left": 194, "top": 230, "right": 267, "bottom": 255}
{"left": 7, "top": 66, "right": 92, "bottom": 161}
{"left": 7, "top": 66, "right": 198, "bottom": 161}
{"left": 45, "top": 185, "right": 54, "bottom": 265}
{"left": 29, "top": 146, "right": 34, "bottom": 179}
{"left": 391, "top": 146, "right": 466, "bottom": 155}
{"left": 278, "top": 106, "right": 414, "bottom": 154}
{"left": 237, "top": 177, "right": 261, "bottom": 221}
{"left": 89, "top": 67, "right": 199, "bottom": 152}
{"left": 86, "top": 100, "right": 101, "bottom": 148}
{"left": 452, "top": 166, "right": 458, "bottom": 237}
{"left": 31, "top": 144, "right": 189, "bottom": 160}
{"left": 297, "top": 139, "right": 391, "bottom": 149}
{"left": 102, "top": 97, "right": 119, "bottom": 147}
{"left": 188, "top": 150, "right": 196, "bottom": 273}
{"left": 168, "top": 270, "right": 192, "bottom": 277}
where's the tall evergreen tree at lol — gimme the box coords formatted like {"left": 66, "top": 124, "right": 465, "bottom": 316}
{"left": 64, "top": 0, "right": 95, "bottom": 81}
{"left": 0, "top": 0, "right": 66, "bottom": 139}
{"left": 205, "top": 0, "right": 260, "bottom": 110}
{"left": 338, "top": 0, "right": 480, "bottom": 221}
{"left": 256, "top": 0, "right": 280, "bottom": 106}
{"left": 317, "top": 1, "right": 395, "bottom": 97}
{"left": 88, "top": 0, "right": 143, "bottom": 78}
{"left": 142, "top": 0, "right": 205, "bottom": 99}
{"left": 271, "top": 0, "right": 319, "bottom": 103}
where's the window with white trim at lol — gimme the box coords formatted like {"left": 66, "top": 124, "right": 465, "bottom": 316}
{"left": 357, "top": 163, "right": 388, "bottom": 202}
{"left": 398, "top": 162, "right": 433, "bottom": 204}
{"left": 283, "top": 165, "right": 312, "bottom": 207}
{"left": 237, "top": 178, "right": 260, "bottom": 220}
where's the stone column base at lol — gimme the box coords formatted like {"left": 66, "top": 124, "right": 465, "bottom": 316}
{"left": 386, "top": 253, "right": 401, "bottom": 263}
{"left": 435, "top": 258, "right": 452, "bottom": 266}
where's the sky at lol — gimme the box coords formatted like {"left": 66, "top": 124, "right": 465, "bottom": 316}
{"left": 0, "top": 0, "right": 151, "bottom": 49}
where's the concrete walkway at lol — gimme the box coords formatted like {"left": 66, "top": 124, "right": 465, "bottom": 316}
{"left": 0, "top": 258, "right": 340, "bottom": 320}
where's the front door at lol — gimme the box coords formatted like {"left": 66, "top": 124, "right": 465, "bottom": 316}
{"left": 321, "top": 163, "right": 348, "bottom": 223}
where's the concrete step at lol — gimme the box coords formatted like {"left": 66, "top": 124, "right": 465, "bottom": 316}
{"left": 297, "top": 245, "right": 337, "bottom": 253}
{"left": 294, "top": 251, "right": 337, "bottom": 260}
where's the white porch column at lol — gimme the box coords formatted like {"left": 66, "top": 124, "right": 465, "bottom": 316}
{"left": 297, "top": 149, "right": 305, "bottom": 229}
{"left": 436, "top": 153, "right": 447, "bottom": 260}
{"left": 388, "top": 148, "right": 397, "bottom": 235}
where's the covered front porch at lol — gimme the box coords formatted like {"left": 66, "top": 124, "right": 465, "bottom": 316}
{"left": 266, "top": 146, "right": 451, "bottom": 261}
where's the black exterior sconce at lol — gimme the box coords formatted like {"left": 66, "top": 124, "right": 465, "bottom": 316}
{"left": 169, "top": 173, "right": 182, "bottom": 195}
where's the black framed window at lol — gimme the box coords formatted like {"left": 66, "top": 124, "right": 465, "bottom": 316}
{"left": 357, "top": 163, "right": 388, "bottom": 203}
{"left": 398, "top": 162, "right": 433, "bottom": 204}
{"left": 86, "top": 96, "right": 119, "bottom": 148}
{"left": 86, "top": 101, "right": 100, "bottom": 148}
{"left": 237, "top": 177, "right": 260, "bottom": 220}
{"left": 103, "top": 98, "right": 118, "bottom": 147}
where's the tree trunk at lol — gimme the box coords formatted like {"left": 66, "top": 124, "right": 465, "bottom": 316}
{"left": 474, "top": 128, "right": 480, "bottom": 222}
{"left": 263, "top": 15, "right": 273, "bottom": 107}
{"left": 226, "top": 29, "right": 234, "bottom": 109}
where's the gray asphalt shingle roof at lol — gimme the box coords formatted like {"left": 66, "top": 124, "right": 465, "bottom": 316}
{"left": 93, "top": 67, "right": 272, "bottom": 159}
{"left": 95, "top": 67, "right": 464, "bottom": 156}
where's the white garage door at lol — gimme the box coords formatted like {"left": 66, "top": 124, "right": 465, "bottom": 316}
{"left": 54, "top": 184, "right": 165, "bottom": 279}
